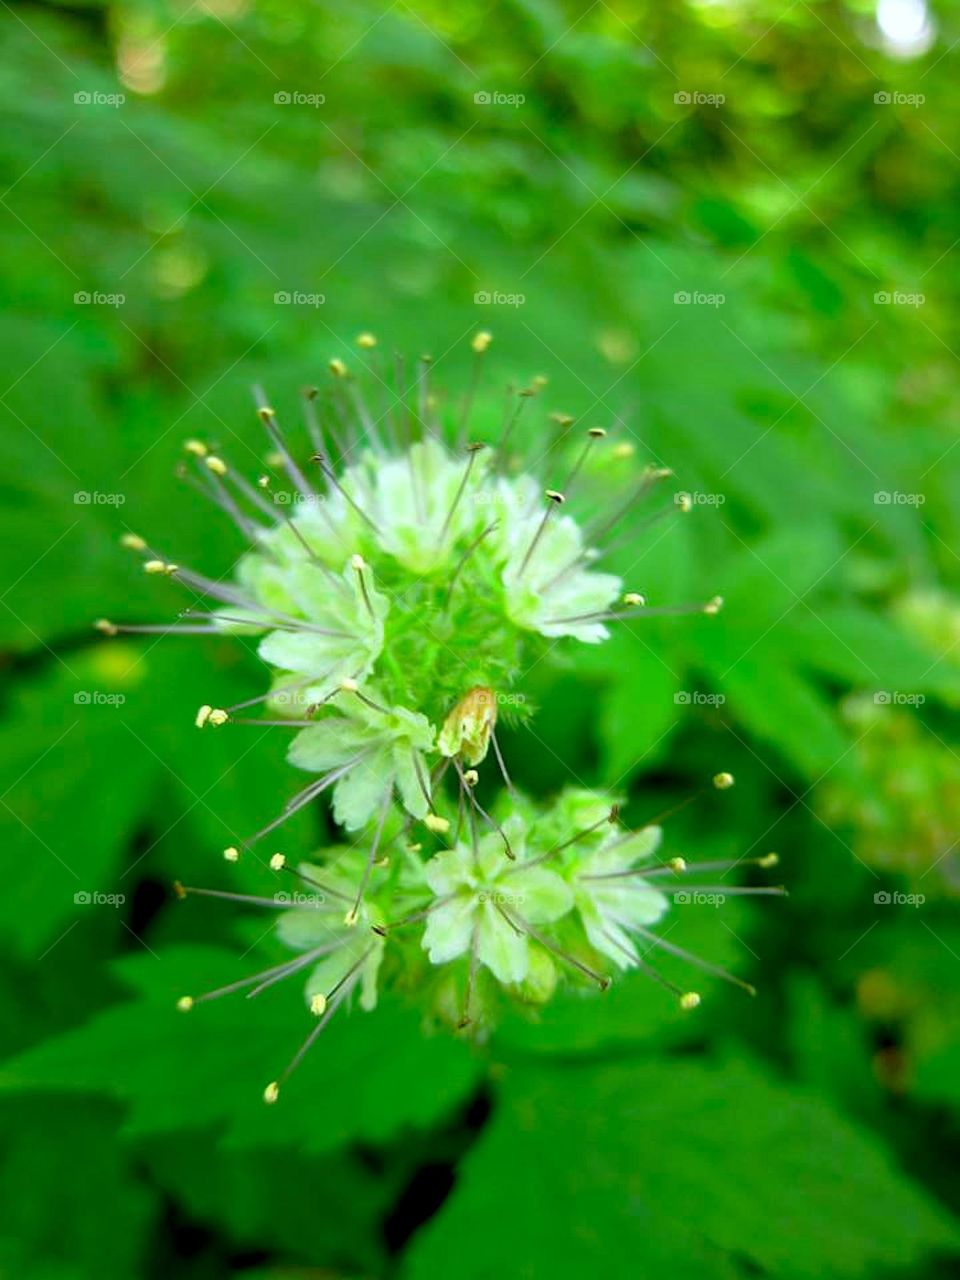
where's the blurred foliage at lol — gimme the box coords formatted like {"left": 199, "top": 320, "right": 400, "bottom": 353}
{"left": 3, "top": 0, "right": 960, "bottom": 1275}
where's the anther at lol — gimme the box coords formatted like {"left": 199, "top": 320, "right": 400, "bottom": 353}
{"left": 612, "top": 442, "right": 635, "bottom": 458}
{"left": 712, "top": 772, "right": 735, "bottom": 790}
{"left": 176, "top": 995, "right": 194, "bottom": 1011}
{"left": 550, "top": 412, "right": 574, "bottom": 426}
{"left": 195, "top": 705, "right": 212, "bottom": 728}
{"left": 588, "top": 427, "right": 606, "bottom": 438}
{"left": 329, "top": 357, "right": 347, "bottom": 378}
{"left": 270, "top": 853, "right": 286, "bottom": 872}
{"left": 205, "top": 456, "right": 228, "bottom": 477}
{"left": 471, "top": 331, "right": 492, "bottom": 354}
{"left": 207, "top": 709, "right": 228, "bottom": 727}
{"left": 679, "top": 991, "right": 701, "bottom": 1010}
{"left": 704, "top": 596, "right": 723, "bottom": 615}
{"left": 263, "top": 1081, "right": 280, "bottom": 1105}
{"left": 464, "top": 769, "right": 479, "bottom": 787}
{"left": 667, "top": 857, "right": 687, "bottom": 872}
{"left": 223, "top": 846, "right": 240, "bottom": 863}
{"left": 120, "top": 533, "right": 146, "bottom": 551}
{"left": 257, "top": 406, "right": 275, "bottom": 423}
{"left": 356, "top": 333, "right": 377, "bottom": 349}
{"left": 677, "top": 493, "right": 693, "bottom": 513}
{"left": 343, "top": 908, "right": 359, "bottom": 927}
{"left": 758, "top": 852, "right": 779, "bottom": 868}
{"left": 545, "top": 489, "right": 565, "bottom": 504}
{"left": 425, "top": 814, "right": 450, "bottom": 834}
{"left": 623, "top": 592, "right": 645, "bottom": 606}
{"left": 94, "top": 619, "right": 118, "bottom": 636}
{"left": 310, "top": 992, "right": 328, "bottom": 1015}
{"left": 184, "top": 439, "right": 208, "bottom": 457}
{"left": 173, "top": 881, "right": 187, "bottom": 900}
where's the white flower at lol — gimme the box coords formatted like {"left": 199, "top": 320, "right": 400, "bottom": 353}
{"left": 494, "top": 475, "right": 621, "bottom": 642}
{"left": 421, "top": 823, "right": 573, "bottom": 984}
{"left": 287, "top": 691, "right": 435, "bottom": 829}
{"left": 572, "top": 825, "right": 669, "bottom": 967}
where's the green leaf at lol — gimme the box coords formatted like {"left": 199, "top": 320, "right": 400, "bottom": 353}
{"left": 405, "top": 1057, "right": 959, "bottom": 1280}
{"left": 1, "top": 946, "right": 484, "bottom": 1155}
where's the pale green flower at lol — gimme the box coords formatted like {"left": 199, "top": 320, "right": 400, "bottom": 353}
{"left": 421, "top": 822, "right": 573, "bottom": 984}
{"left": 287, "top": 690, "right": 435, "bottom": 829}
{"left": 571, "top": 825, "right": 669, "bottom": 968}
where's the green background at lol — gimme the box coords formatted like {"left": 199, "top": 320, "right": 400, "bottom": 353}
{"left": 3, "top": 0, "right": 960, "bottom": 1275}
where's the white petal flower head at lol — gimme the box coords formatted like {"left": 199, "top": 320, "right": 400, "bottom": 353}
{"left": 573, "top": 825, "right": 669, "bottom": 968}
{"left": 495, "top": 475, "right": 621, "bottom": 642}
{"left": 288, "top": 690, "right": 435, "bottom": 829}
{"left": 421, "top": 823, "right": 573, "bottom": 985}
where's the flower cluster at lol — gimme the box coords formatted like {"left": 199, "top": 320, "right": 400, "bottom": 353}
{"left": 99, "top": 331, "right": 778, "bottom": 1101}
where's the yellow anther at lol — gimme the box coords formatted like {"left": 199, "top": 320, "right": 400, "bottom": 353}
{"left": 356, "top": 333, "right": 377, "bottom": 349}
{"left": 471, "top": 331, "right": 492, "bottom": 354}
{"left": 310, "top": 992, "right": 328, "bottom": 1015}
{"left": 94, "top": 619, "right": 118, "bottom": 636}
{"left": 195, "top": 704, "right": 212, "bottom": 728}
{"left": 183, "top": 439, "right": 208, "bottom": 457}
{"left": 207, "top": 708, "right": 228, "bottom": 727}
{"left": 680, "top": 992, "right": 701, "bottom": 1011}
{"left": 120, "top": 533, "right": 146, "bottom": 551}
{"left": 269, "top": 852, "right": 286, "bottom": 871}
{"left": 205, "top": 455, "right": 228, "bottom": 477}
{"left": 223, "top": 846, "right": 240, "bottom": 863}
{"left": 712, "top": 772, "right": 735, "bottom": 790}
{"left": 263, "top": 1081, "right": 279, "bottom": 1104}
{"left": 425, "top": 814, "right": 450, "bottom": 834}
{"left": 176, "top": 996, "right": 194, "bottom": 1012}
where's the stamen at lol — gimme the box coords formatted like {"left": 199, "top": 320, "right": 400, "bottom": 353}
{"left": 348, "top": 780, "right": 396, "bottom": 923}
{"left": 245, "top": 752, "right": 372, "bottom": 844}
{"left": 633, "top": 926, "right": 756, "bottom": 995}
{"left": 313, "top": 458, "right": 381, "bottom": 533}
{"left": 266, "top": 946, "right": 373, "bottom": 1098}
{"left": 490, "top": 729, "right": 515, "bottom": 795}
{"left": 497, "top": 902, "right": 610, "bottom": 990}
{"left": 350, "top": 554, "right": 378, "bottom": 621}
{"left": 459, "top": 333, "right": 492, "bottom": 440}
{"left": 438, "top": 444, "right": 485, "bottom": 547}
{"left": 458, "top": 923, "right": 480, "bottom": 1030}
{"left": 542, "top": 598, "right": 720, "bottom": 626}
{"left": 453, "top": 759, "right": 514, "bottom": 860}
{"left": 517, "top": 489, "right": 565, "bottom": 577}
{"left": 444, "top": 521, "right": 499, "bottom": 604}
{"left": 253, "top": 389, "right": 317, "bottom": 498}
{"left": 560, "top": 427, "right": 606, "bottom": 496}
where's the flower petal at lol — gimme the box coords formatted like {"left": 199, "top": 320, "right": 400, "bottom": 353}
{"left": 476, "top": 898, "right": 529, "bottom": 983}
{"left": 422, "top": 894, "right": 477, "bottom": 965}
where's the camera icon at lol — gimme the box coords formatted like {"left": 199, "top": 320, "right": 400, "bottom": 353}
{"left": 474, "top": 291, "right": 491, "bottom": 304}
{"left": 674, "top": 891, "right": 691, "bottom": 905}
{"left": 873, "top": 491, "right": 891, "bottom": 504}
{"left": 74, "top": 291, "right": 91, "bottom": 305}
{"left": 673, "top": 291, "right": 691, "bottom": 304}
{"left": 674, "top": 91, "right": 691, "bottom": 105}
{"left": 274, "top": 91, "right": 291, "bottom": 104}
{"left": 874, "top": 891, "right": 891, "bottom": 904}
{"left": 874, "top": 91, "right": 891, "bottom": 104}
{"left": 73, "top": 491, "right": 91, "bottom": 505}
{"left": 273, "top": 891, "right": 291, "bottom": 904}
{"left": 874, "top": 291, "right": 891, "bottom": 304}
{"left": 74, "top": 91, "right": 91, "bottom": 105}
{"left": 873, "top": 690, "right": 891, "bottom": 705}
{"left": 474, "top": 91, "right": 491, "bottom": 105}
{"left": 274, "top": 291, "right": 291, "bottom": 304}
{"left": 674, "top": 690, "right": 691, "bottom": 705}
{"left": 74, "top": 891, "right": 91, "bottom": 904}
{"left": 273, "top": 491, "right": 292, "bottom": 505}
{"left": 74, "top": 691, "right": 91, "bottom": 704}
